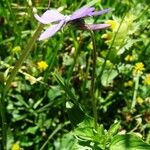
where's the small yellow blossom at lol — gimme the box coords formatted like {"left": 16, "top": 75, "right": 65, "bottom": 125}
{"left": 125, "top": 55, "right": 133, "bottom": 62}
{"left": 144, "top": 74, "right": 150, "bottom": 85}
{"left": 11, "top": 143, "right": 20, "bottom": 150}
{"left": 133, "top": 62, "right": 145, "bottom": 75}
{"left": 105, "top": 20, "right": 119, "bottom": 30}
{"left": 37, "top": 61, "right": 48, "bottom": 72}
{"left": 136, "top": 96, "right": 144, "bottom": 105}
{"left": 12, "top": 46, "right": 21, "bottom": 53}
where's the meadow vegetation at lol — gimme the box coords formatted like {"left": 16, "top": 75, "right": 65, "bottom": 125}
{"left": 0, "top": 0, "right": 150, "bottom": 149}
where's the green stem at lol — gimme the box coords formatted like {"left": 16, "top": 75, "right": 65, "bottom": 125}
{"left": 40, "top": 121, "right": 70, "bottom": 150}
{"left": 4, "top": 24, "right": 43, "bottom": 95}
{"left": 5, "top": 0, "right": 20, "bottom": 37}
{"left": 131, "top": 74, "right": 140, "bottom": 109}
{"left": 97, "top": 14, "right": 126, "bottom": 91}
{"left": 89, "top": 30, "right": 98, "bottom": 130}
{"left": 0, "top": 23, "right": 43, "bottom": 150}
{"left": 0, "top": 92, "right": 6, "bottom": 150}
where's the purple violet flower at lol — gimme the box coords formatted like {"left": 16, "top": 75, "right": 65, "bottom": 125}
{"left": 34, "top": 6, "right": 110, "bottom": 40}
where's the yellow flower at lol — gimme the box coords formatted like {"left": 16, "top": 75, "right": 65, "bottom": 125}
{"left": 125, "top": 55, "right": 133, "bottom": 62}
{"left": 37, "top": 61, "right": 48, "bottom": 72}
{"left": 144, "top": 74, "right": 150, "bottom": 85}
{"left": 133, "top": 62, "right": 145, "bottom": 74}
{"left": 136, "top": 96, "right": 144, "bottom": 105}
{"left": 12, "top": 46, "right": 21, "bottom": 53}
{"left": 105, "top": 20, "right": 119, "bottom": 30}
{"left": 11, "top": 143, "right": 20, "bottom": 150}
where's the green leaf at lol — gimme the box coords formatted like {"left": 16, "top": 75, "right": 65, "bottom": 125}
{"left": 101, "top": 69, "right": 118, "bottom": 87}
{"left": 77, "top": 116, "right": 94, "bottom": 128}
{"left": 74, "top": 117, "right": 107, "bottom": 148}
{"left": 110, "top": 134, "right": 150, "bottom": 150}
{"left": 26, "top": 126, "right": 38, "bottom": 134}
{"left": 20, "top": 136, "right": 33, "bottom": 147}
{"left": 107, "top": 122, "right": 120, "bottom": 137}
{"left": 53, "top": 71, "right": 78, "bottom": 103}
{"left": 33, "top": 97, "right": 44, "bottom": 109}
{"left": 55, "top": 133, "right": 77, "bottom": 150}
{"left": 74, "top": 127, "right": 94, "bottom": 141}
{"left": 48, "top": 86, "right": 62, "bottom": 101}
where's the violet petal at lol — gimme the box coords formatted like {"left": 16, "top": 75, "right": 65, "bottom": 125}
{"left": 84, "top": 24, "right": 110, "bottom": 30}
{"left": 89, "top": 8, "right": 110, "bottom": 17}
{"left": 34, "top": 10, "right": 65, "bottom": 24}
{"left": 69, "top": 6, "right": 95, "bottom": 21}
{"left": 39, "top": 20, "right": 65, "bottom": 40}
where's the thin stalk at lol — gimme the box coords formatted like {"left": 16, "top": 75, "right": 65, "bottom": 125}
{"left": 97, "top": 15, "right": 126, "bottom": 85}
{"left": 5, "top": 0, "right": 20, "bottom": 38}
{"left": 81, "top": 53, "right": 90, "bottom": 100}
{"left": 131, "top": 74, "right": 140, "bottom": 109}
{"left": 0, "top": 92, "right": 6, "bottom": 150}
{"left": 4, "top": 24, "right": 43, "bottom": 95}
{"left": 89, "top": 30, "right": 98, "bottom": 130}
{"left": 40, "top": 121, "right": 70, "bottom": 150}
{"left": 0, "top": 23, "right": 43, "bottom": 150}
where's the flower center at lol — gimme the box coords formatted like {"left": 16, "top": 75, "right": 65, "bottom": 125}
{"left": 64, "top": 15, "right": 71, "bottom": 22}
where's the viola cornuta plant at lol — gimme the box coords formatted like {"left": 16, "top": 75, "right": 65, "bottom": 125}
{"left": 34, "top": 5, "right": 111, "bottom": 131}
{"left": 1, "top": 1, "right": 150, "bottom": 150}
{"left": 34, "top": 6, "right": 110, "bottom": 40}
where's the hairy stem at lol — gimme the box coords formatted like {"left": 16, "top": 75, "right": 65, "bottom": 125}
{"left": 40, "top": 121, "right": 70, "bottom": 150}
{"left": 0, "top": 92, "right": 6, "bottom": 150}
{"left": 0, "top": 23, "right": 43, "bottom": 150}
{"left": 4, "top": 24, "right": 43, "bottom": 94}
{"left": 89, "top": 30, "right": 98, "bottom": 130}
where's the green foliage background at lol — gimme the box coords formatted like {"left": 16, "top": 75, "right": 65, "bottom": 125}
{"left": 0, "top": 0, "right": 150, "bottom": 149}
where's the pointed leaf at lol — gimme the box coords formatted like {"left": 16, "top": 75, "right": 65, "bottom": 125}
{"left": 110, "top": 134, "right": 150, "bottom": 150}
{"left": 107, "top": 122, "right": 120, "bottom": 137}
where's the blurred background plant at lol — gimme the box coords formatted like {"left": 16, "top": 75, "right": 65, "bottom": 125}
{"left": 0, "top": 0, "right": 150, "bottom": 149}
